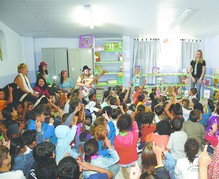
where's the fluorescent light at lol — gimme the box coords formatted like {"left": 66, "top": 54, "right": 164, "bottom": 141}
{"left": 170, "top": 9, "right": 192, "bottom": 29}
{"left": 84, "top": 4, "right": 94, "bottom": 29}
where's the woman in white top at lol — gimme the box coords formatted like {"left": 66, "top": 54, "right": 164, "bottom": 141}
{"left": 13, "top": 63, "right": 47, "bottom": 107}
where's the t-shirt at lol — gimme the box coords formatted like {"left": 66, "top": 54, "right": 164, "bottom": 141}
{"left": 0, "top": 99, "right": 6, "bottom": 112}
{"left": 0, "top": 170, "right": 25, "bottom": 179}
{"left": 174, "top": 157, "right": 199, "bottom": 179}
{"left": 190, "top": 60, "right": 206, "bottom": 78}
{"left": 167, "top": 131, "right": 188, "bottom": 160}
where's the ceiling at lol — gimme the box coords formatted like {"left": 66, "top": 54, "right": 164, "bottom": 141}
{"left": 0, "top": 0, "right": 219, "bottom": 39}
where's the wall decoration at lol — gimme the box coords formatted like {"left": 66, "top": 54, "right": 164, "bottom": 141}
{"left": 79, "top": 35, "right": 94, "bottom": 48}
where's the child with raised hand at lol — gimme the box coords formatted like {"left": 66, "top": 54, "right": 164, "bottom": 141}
{"left": 114, "top": 113, "right": 139, "bottom": 179}
{"left": 140, "top": 142, "right": 171, "bottom": 179}
{"left": 82, "top": 138, "right": 119, "bottom": 179}
{"left": 55, "top": 114, "right": 80, "bottom": 163}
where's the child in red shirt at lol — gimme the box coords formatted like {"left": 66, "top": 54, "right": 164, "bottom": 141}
{"left": 114, "top": 114, "right": 139, "bottom": 179}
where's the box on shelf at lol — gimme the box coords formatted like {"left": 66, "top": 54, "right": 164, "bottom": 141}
{"left": 108, "top": 80, "right": 118, "bottom": 84}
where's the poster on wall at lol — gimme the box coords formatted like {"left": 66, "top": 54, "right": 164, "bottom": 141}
{"left": 79, "top": 35, "right": 94, "bottom": 48}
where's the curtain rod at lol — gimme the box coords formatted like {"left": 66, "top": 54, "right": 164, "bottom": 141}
{"left": 134, "top": 38, "right": 160, "bottom": 41}
{"left": 180, "top": 39, "right": 201, "bottom": 42}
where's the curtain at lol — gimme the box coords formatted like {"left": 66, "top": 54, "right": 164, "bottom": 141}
{"left": 132, "top": 39, "right": 161, "bottom": 84}
{"left": 179, "top": 39, "right": 201, "bottom": 72}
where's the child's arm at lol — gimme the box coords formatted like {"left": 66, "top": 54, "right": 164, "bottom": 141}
{"left": 107, "top": 121, "right": 116, "bottom": 145}
{"left": 48, "top": 99, "right": 63, "bottom": 118}
{"left": 164, "top": 100, "right": 174, "bottom": 120}
{"left": 163, "top": 151, "right": 176, "bottom": 171}
{"left": 64, "top": 105, "right": 81, "bottom": 126}
{"left": 80, "top": 161, "right": 113, "bottom": 179}
{"left": 21, "top": 101, "right": 28, "bottom": 121}
{"left": 100, "top": 137, "right": 119, "bottom": 168}
{"left": 5, "top": 86, "right": 13, "bottom": 105}
{"left": 140, "top": 79, "right": 146, "bottom": 92}
{"left": 123, "top": 82, "right": 131, "bottom": 103}
{"left": 36, "top": 119, "right": 45, "bottom": 143}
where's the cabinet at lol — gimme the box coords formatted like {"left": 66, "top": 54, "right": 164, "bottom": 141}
{"left": 68, "top": 49, "right": 93, "bottom": 84}
{"left": 42, "top": 48, "right": 68, "bottom": 78}
{"left": 94, "top": 39, "right": 124, "bottom": 87}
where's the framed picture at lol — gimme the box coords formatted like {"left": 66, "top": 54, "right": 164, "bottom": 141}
{"left": 79, "top": 35, "right": 94, "bottom": 48}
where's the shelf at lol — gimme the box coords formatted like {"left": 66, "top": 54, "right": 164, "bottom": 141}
{"left": 144, "top": 84, "right": 189, "bottom": 88}
{"left": 95, "top": 83, "right": 123, "bottom": 87}
{"left": 205, "top": 75, "right": 219, "bottom": 80}
{"left": 95, "top": 50, "right": 122, "bottom": 53}
{"left": 142, "top": 73, "right": 189, "bottom": 77}
{"left": 95, "top": 61, "right": 123, "bottom": 64}
{"left": 205, "top": 85, "right": 219, "bottom": 91}
{"left": 95, "top": 72, "right": 123, "bottom": 75}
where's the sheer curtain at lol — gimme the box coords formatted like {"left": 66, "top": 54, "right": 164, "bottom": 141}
{"left": 132, "top": 39, "right": 161, "bottom": 84}
{"left": 179, "top": 39, "right": 201, "bottom": 72}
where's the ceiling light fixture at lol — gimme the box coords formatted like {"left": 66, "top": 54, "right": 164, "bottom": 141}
{"left": 170, "top": 8, "right": 192, "bottom": 30}
{"left": 84, "top": 4, "right": 94, "bottom": 29}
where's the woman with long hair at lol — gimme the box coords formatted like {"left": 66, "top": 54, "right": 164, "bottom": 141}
{"left": 34, "top": 75, "right": 50, "bottom": 97}
{"left": 59, "top": 70, "right": 74, "bottom": 93}
{"left": 36, "top": 61, "right": 53, "bottom": 85}
{"left": 189, "top": 50, "right": 206, "bottom": 100}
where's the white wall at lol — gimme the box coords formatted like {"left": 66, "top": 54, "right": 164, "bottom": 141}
{"left": 33, "top": 38, "right": 79, "bottom": 70}
{"left": 0, "top": 21, "right": 24, "bottom": 87}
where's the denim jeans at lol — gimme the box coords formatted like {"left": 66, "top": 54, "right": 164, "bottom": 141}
{"left": 190, "top": 77, "right": 202, "bottom": 100}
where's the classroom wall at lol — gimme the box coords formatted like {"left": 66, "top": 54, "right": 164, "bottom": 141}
{"left": 0, "top": 21, "right": 24, "bottom": 88}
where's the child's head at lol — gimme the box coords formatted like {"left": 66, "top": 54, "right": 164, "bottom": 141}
{"left": 128, "top": 104, "right": 136, "bottom": 112}
{"left": 35, "top": 158, "right": 57, "bottom": 179}
{"left": 155, "top": 120, "right": 172, "bottom": 136}
{"left": 182, "top": 99, "right": 191, "bottom": 110}
{"left": 185, "top": 138, "right": 199, "bottom": 163}
{"left": 117, "top": 114, "right": 132, "bottom": 132}
{"left": 118, "top": 92, "right": 126, "bottom": 103}
{"left": 33, "top": 142, "right": 55, "bottom": 163}
{"left": 141, "top": 142, "right": 157, "bottom": 175}
{"left": 39, "top": 104, "right": 51, "bottom": 116}
{"left": 0, "top": 145, "right": 11, "bottom": 170}
{"left": 206, "top": 116, "right": 219, "bottom": 135}
{"left": 173, "top": 103, "right": 183, "bottom": 115}
{"left": 102, "top": 106, "right": 112, "bottom": 117}
{"left": 69, "top": 99, "right": 80, "bottom": 114}
{"left": 84, "top": 138, "right": 98, "bottom": 163}
{"left": 190, "top": 88, "right": 197, "bottom": 96}
{"left": 191, "top": 98, "right": 199, "bottom": 106}
{"left": 194, "top": 103, "right": 203, "bottom": 113}
{"left": 61, "top": 113, "right": 70, "bottom": 124}
{"left": 93, "top": 125, "right": 108, "bottom": 141}
{"left": 29, "top": 107, "right": 45, "bottom": 122}
{"left": 134, "top": 86, "right": 140, "bottom": 92}
{"left": 189, "top": 109, "right": 202, "bottom": 122}
{"left": 111, "top": 108, "right": 121, "bottom": 120}
{"left": 2, "top": 106, "right": 18, "bottom": 120}
{"left": 154, "top": 105, "right": 164, "bottom": 116}
{"left": 171, "top": 117, "right": 183, "bottom": 131}
{"left": 90, "top": 116, "right": 107, "bottom": 136}
{"left": 0, "top": 89, "right": 5, "bottom": 100}
{"left": 57, "top": 156, "right": 80, "bottom": 179}
{"left": 137, "top": 104, "right": 146, "bottom": 114}
{"left": 208, "top": 98, "right": 215, "bottom": 112}
{"left": 137, "top": 93, "right": 145, "bottom": 102}
{"left": 110, "top": 96, "right": 119, "bottom": 106}
{"left": 142, "top": 112, "right": 155, "bottom": 125}
{"left": 22, "top": 130, "right": 37, "bottom": 149}
{"left": 14, "top": 103, "right": 23, "bottom": 116}
{"left": 88, "top": 92, "right": 97, "bottom": 101}
{"left": 10, "top": 137, "right": 26, "bottom": 160}
{"left": 149, "top": 92, "right": 157, "bottom": 100}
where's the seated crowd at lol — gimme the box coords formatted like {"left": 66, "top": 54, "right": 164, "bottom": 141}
{"left": 0, "top": 62, "right": 218, "bottom": 179}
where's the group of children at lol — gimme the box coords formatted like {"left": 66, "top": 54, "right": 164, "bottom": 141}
{"left": 0, "top": 66, "right": 219, "bottom": 179}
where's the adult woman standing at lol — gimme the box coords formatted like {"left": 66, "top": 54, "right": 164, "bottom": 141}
{"left": 189, "top": 50, "right": 206, "bottom": 100}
